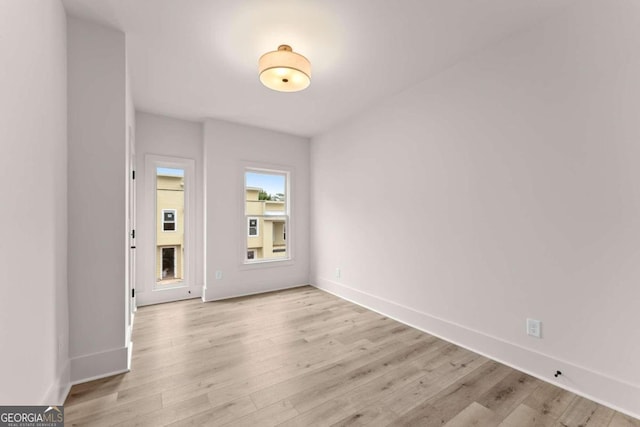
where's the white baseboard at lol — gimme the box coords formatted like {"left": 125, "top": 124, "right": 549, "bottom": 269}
{"left": 43, "top": 360, "right": 70, "bottom": 405}
{"left": 203, "top": 283, "right": 308, "bottom": 302}
{"left": 312, "top": 277, "right": 640, "bottom": 420}
{"left": 136, "top": 285, "right": 202, "bottom": 307}
{"left": 70, "top": 346, "right": 130, "bottom": 384}
{"left": 127, "top": 341, "right": 133, "bottom": 371}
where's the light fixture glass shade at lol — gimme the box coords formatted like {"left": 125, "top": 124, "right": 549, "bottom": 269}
{"left": 259, "top": 45, "right": 311, "bottom": 92}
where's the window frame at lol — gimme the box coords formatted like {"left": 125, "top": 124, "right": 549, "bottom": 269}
{"left": 242, "top": 165, "right": 293, "bottom": 266}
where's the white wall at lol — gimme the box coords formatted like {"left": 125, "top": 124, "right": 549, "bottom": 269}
{"left": 0, "top": 0, "right": 68, "bottom": 405}
{"left": 204, "top": 119, "right": 310, "bottom": 300}
{"left": 135, "top": 112, "right": 204, "bottom": 305}
{"left": 67, "top": 16, "right": 129, "bottom": 383}
{"left": 311, "top": 0, "right": 640, "bottom": 418}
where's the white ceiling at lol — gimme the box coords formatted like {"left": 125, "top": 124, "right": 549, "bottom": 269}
{"left": 62, "top": 0, "right": 577, "bottom": 137}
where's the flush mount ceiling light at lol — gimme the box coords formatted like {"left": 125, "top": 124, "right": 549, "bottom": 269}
{"left": 259, "top": 45, "right": 311, "bottom": 92}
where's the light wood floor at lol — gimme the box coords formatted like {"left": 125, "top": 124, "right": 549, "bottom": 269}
{"left": 65, "top": 286, "right": 639, "bottom": 426}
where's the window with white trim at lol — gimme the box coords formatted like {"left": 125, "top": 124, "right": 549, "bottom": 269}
{"left": 248, "top": 217, "right": 259, "bottom": 237}
{"left": 245, "top": 169, "right": 289, "bottom": 263}
{"left": 162, "top": 209, "right": 176, "bottom": 231}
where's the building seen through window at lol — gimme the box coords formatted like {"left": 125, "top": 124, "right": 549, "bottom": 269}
{"left": 156, "top": 167, "right": 185, "bottom": 285}
{"left": 245, "top": 170, "right": 288, "bottom": 262}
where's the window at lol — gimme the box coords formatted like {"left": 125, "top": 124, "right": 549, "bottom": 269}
{"left": 248, "top": 217, "right": 259, "bottom": 236}
{"left": 154, "top": 164, "right": 187, "bottom": 288}
{"left": 162, "top": 209, "right": 176, "bottom": 231}
{"left": 245, "top": 168, "right": 289, "bottom": 263}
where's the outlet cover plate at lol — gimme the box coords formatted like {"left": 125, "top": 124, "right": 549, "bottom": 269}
{"left": 527, "top": 318, "right": 541, "bottom": 338}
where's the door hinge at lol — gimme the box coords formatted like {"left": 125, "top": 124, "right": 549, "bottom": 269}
{"left": 132, "top": 288, "right": 135, "bottom": 298}
{"left": 132, "top": 170, "right": 136, "bottom": 180}
{"left": 131, "top": 229, "right": 135, "bottom": 239}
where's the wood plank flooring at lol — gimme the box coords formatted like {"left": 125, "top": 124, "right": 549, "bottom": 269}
{"left": 65, "top": 286, "right": 640, "bottom": 426}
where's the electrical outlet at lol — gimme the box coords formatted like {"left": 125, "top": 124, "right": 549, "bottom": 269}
{"left": 527, "top": 318, "right": 541, "bottom": 338}
{"left": 215, "top": 271, "right": 223, "bottom": 280}
{"left": 335, "top": 267, "right": 341, "bottom": 279}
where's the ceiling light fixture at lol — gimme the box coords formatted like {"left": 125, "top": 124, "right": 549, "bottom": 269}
{"left": 259, "top": 45, "right": 311, "bottom": 92}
